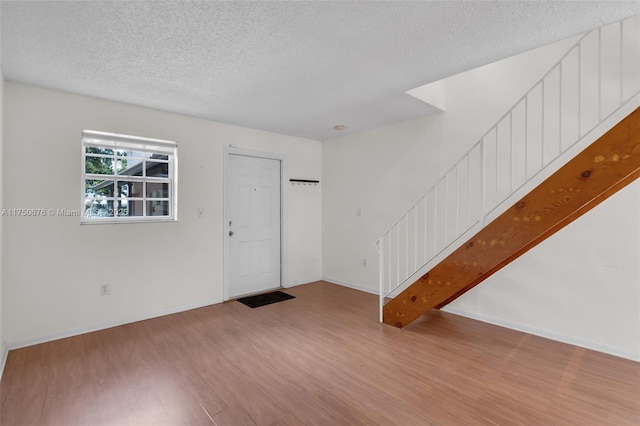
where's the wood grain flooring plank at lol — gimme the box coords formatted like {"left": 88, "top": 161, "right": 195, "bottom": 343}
{"left": 1, "top": 281, "right": 638, "bottom": 425}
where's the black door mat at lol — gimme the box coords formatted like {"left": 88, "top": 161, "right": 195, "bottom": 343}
{"left": 237, "top": 291, "right": 295, "bottom": 308}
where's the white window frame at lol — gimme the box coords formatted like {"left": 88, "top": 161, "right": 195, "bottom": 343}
{"left": 81, "top": 130, "right": 178, "bottom": 224}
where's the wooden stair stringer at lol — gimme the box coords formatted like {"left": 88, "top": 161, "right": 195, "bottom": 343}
{"left": 383, "top": 107, "right": 640, "bottom": 328}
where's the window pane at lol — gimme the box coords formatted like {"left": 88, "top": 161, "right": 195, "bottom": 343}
{"left": 116, "top": 158, "right": 128, "bottom": 174}
{"left": 117, "top": 181, "right": 143, "bottom": 198}
{"left": 86, "top": 180, "right": 114, "bottom": 197}
{"left": 84, "top": 199, "right": 115, "bottom": 218}
{"left": 117, "top": 200, "right": 144, "bottom": 217}
{"left": 147, "top": 200, "right": 170, "bottom": 216}
{"left": 85, "top": 156, "right": 114, "bottom": 174}
{"left": 85, "top": 146, "right": 113, "bottom": 155}
{"left": 115, "top": 151, "right": 149, "bottom": 174}
{"left": 85, "top": 179, "right": 102, "bottom": 196}
{"left": 121, "top": 158, "right": 143, "bottom": 173}
{"left": 145, "top": 162, "right": 169, "bottom": 178}
{"left": 118, "top": 161, "right": 144, "bottom": 176}
{"left": 116, "top": 149, "right": 145, "bottom": 158}
{"left": 146, "top": 182, "right": 168, "bottom": 198}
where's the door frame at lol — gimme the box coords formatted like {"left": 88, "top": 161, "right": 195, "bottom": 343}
{"left": 223, "top": 146, "right": 288, "bottom": 301}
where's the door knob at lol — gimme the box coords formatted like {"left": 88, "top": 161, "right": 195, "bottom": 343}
{"left": 229, "top": 231, "right": 234, "bottom": 237}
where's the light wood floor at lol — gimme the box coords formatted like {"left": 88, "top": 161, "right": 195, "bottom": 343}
{"left": 1, "top": 281, "right": 638, "bottom": 425}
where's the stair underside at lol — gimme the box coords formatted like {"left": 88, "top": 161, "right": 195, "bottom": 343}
{"left": 383, "top": 107, "right": 640, "bottom": 328}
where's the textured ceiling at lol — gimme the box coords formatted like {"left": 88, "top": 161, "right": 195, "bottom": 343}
{"left": 2, "top": 1, "right": 639, "bottom": 141}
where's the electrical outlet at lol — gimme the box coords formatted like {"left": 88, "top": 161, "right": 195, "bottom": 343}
{"left": 362, "top": 258, "right": 368, "bottom": 267}
{"left": 100, "top": 283, "right": 110, "bottom": 296}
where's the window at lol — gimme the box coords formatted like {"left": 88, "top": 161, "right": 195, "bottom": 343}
{"left": 82, "top": 130, "right": 178, "bottom": 223}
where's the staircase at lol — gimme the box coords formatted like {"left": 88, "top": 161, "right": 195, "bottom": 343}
{"left": 378, "top": 16, "right": 640, "bottom": 327}
{"left": 383, "top": 107, "right": 639, "bottom": 327}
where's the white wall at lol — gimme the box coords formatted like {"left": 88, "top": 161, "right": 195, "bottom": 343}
{"left": 322, "top": 33, "right": 640, "bottom": 360}
{"left": 322, "top": 35, "right": 578, "bottom": 292}
{"left": 445, "top": 180, "right": 640, "bottom": 360}
{"left": 3, "top": 82, "right": 322, "bottom": 347}
{"left": 0, "top": 48, "right": 5, "bottom": 373}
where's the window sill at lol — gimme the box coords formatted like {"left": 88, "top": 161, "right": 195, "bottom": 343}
{"left": 80, "top": 217, "right": 177, "bottom": 225}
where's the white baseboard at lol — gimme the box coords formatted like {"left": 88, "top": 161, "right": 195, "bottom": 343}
{"left": 7, "top": 297, "right": 223, "bottom": 351}
{"left": 321, "top": 276, "right": 379, "bottom": 295}
{"left": 442, "top": 306, "right": 640, "bottom": 362}
{"left": 284, "top": 276, "right": 323, "bottom": 288}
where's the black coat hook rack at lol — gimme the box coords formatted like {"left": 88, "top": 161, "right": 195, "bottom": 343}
{"left": 290, "top": 179, "right": 320, "bottom": 186}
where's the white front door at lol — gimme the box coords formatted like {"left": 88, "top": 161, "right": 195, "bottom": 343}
{"left": 227, "top": 154, "right": 281, "bottom": 298}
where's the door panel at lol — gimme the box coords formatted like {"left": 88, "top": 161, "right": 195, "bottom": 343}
{"left": 228, "top": 154, "right": 281, "bottom": 298}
